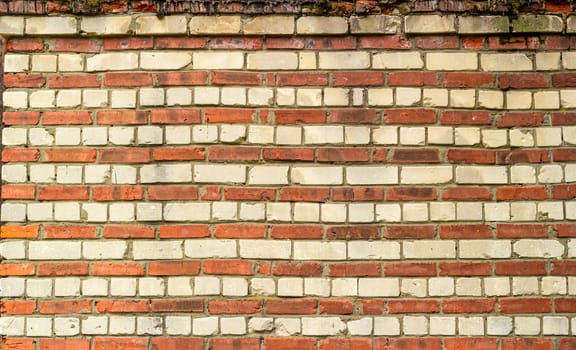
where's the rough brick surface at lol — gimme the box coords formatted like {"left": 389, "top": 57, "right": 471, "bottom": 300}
{"left": 1, "top": 11, "right": 575, "bottom": 350}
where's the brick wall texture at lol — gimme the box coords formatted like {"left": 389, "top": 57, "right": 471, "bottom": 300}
{"left": 1, "top": 12, "right": 576, "bottom": 350}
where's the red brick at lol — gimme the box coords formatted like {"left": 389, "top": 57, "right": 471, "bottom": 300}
{"left": 265, "top": 338, "right": 316, "bottom": 350}
{"left": 3, "top": 111, "right": 40, "bottom": 125}
{"left": 439, "top": 262, "right": 491, "bottom": 276}
{"left": 150, "top": 109, "right": 201, "bottom": 124}
{"left": 279, "top": 187, "right": 330, "bottom": 202}
{"left": 385, "top": 109, "right": 436, "bottom": 124}
{"left": 146, "top": 185, "right": 197, "bottom": 200}
{"left": 544, "top": 36, "right": 576, "bottom": 49}
{"left": 150, "top": 300, "right": 204, "bottom": 313}
{"left": 211, "top": 37, "right": 263, "bottom": 49}
{"left": 153, "top": 147, "right": 205, "bottom": 161}
{"left": 439, "top": 224, "right": 492, "bottom": 238}
{"left": 388, "top": 71, "right": 438, "bottom": 86}
{"left": 328, "top": 262, "right": 381, "bottom": 277}
{"left": 554, "top": 148, "right": 576, "bottom": 161}
{"left": 330, "top": 109, "right": 378, "bottom": 124}
{"left": 266, "top": 38, "right": 305, "bottom": 49}
{"left": 498, "top": 149, "right": 549, "bottom": 164}
{"left": 38, "top": 262, "right": 89, "bottom": 276}
{"left": 263, "top": 147, "right": 315, "bottom": 161}
{"left": 333, "top": 71, "right": 384, "bottom": 86}
{"left": 104, "top": 72, "right": 152, "bottom": 87}
{"left": 270, "top": 225, "right": 323, "bottom": 239}
{"left": 441, "top": 111, "right": 491, "bottom": 125}
{"left": 208, "top": 146, "right": 260, "bottom": 161}
{"left": 384, "top": 262, "right": 436, "bottom": 276}
{"left": 495, "top": 261, "right": 547, "bottom": 275}
{"left": 552, "top": 73, "right": 576, "bottom": 87}
{"left": 555, "top": 298, "right": 576, "bottom": 312}
{"left": 445, "top": 338, "right": 497, "bottom": 350}
{"left": 496, "top": 186, "right": 548, "bottom": 200}
{"left": 40, "top": 339, "right": 90, "bottom": 350}
{"left": 212, "top": 71, "right": 261, "bottom": 85}
{"left": 555, "top": 224, "right": 576, "bottom": 237}
{"left": 415, "top": 35, "right": 458, "bottom": 48}
{"left": 1, "top": 338, "right": 34, "bottom": 350}
{"left": 44, "top": 226, "right": 95, "bottom": 240}
{"left": 488, "top": 36, "right": 540, "bottom": 49}
{"left": 151, "top": 337, "right": 204, "bottom": 350}
{"left": 1, "top": 300, "right": 36, "bottom": 314}
{"left": 448, "top": 149, "right": 495, "bottom": 164}
{"left": 318, "top": 147, "right": 370, "bottom": 162}
{"left": 388, "top": 338, "right": 441, "bottom": 350}
{"left": 391, "top": 148, "right": 440, "bottom": 163}
{"left": 358, "top": 299, "right": 384, "bottom": 315}
{"left": 265, "top": 300, "right": 317, "bottom": 314}
{"left": 496, "top": 224, "right": 548, "bottom": 238}
{"left": 92, "top": 262, "right": 145, "bottom": 276}
{"left": 148, "top": 261, "right": 201, "bottom": 276}
{"left": 304, "top": 36, "right": 356, "bottom": 49}
{"left": 443, "top": 298, "right": 496, "bottom": 313}
{"left": 552, "top": 261, "right": 576, "bottom": 275}
{"left": 201, "top": 186, "right": 221, "bottom": 200}
{"left": 499, "top": 73, "right": 547, "bottom": 89}
{"left": 205, "top": 108, "right": 255, "bottom": 123}
{"left": 159, "top": 225, "right": 210, "bottom": 238}
{"left": 320, "top": 339, "right": 371, "bottom": 350}
{"left": 387, "top": 187, "right": 437, "bottom": 201}
{"left": 388, "top": 300, "right": 439, "bottom": 313}
{"left": 204, "top": 259, "right": 253, "bottom": 275}
{"left": 4, "top": 74, "right": 45, "bottom": 88}
{"left": 98, "top": 148, "right": 150, "bottom": 163}
{"left": 42, "top": 111, "right": 92, "bottom": 125}
{"left": 359, "top": 35, "right": 412, "bottom": 49}
{"left": 96, "top": 110, "right": 148, "bottom": 124}
{"left": 444, "top": 72, "right": 494, "bottom": 87}
{"left": 156, "top": 72, "right": 208, "bottom": 86}
{"left": 208, "top": 300, "right": 260, "bottom": 314}
{"left": 2, "top": 149, "right": 40, "bottom": 162}
{"left": 210, "top": 339, "right": 259, "bottom": 350}
{"left": 224, "top": 188, "right": 275, "bottom": 201}
{"left": 48, "top": 75, "right": 100, "bottom": 88}
{"left": 332, "top": 188, "right": 385, "bottom": 202}
{"left": 384, "top": 225, "right": 435, "bottom": 239}
{"left": 553, "top": 185, "right": 576, "bottom": 199}
{"left": 103, "top": 37, "right": 153, "bottom": 50}
{"left": 462, "top": 36, "right": 486, "bottom": 49}
{"left": 277, "top": 73, "right": 328, "bottom": 86}
{"left": 94, "top": 338, "right": 148, "bottom": 350}
{"left": 0, "top": 263, "right": 35, "bottom": 276}
{"left": 0, "top": 225, "right": 39, "bottom": 239}
{"left": 560, "top": 339, "right": 576, "bottom": 350}
{"left": 155, "top": 37, "right": 207, "bottom": 49}
{"left": 1, "top": 185, "right": 35, "bottom": 199}
{"left": 38, "top": 186, "right": 89, "bottom": 200}
{"left": 7, "top": 38, "right": 45, "bottom": 52}
{"left": 96, "top": 300, "right": 148, "bottom": 313}
{"left": 497, "top": 112, "right": 544, "bottom": 127}
{"left": 273, "top": 262, "right": 323, "bottom": 276}
{"left": 50, "top": 38, "right": 101, "bottom": 52}
{"left": 103, "top": 225, "right": 155, "bottom": 239}
{"left": 215, "top": 224, "right": 266, "bottom": 238}
{"left": 326, "top": 226, "right": 380, "bottom": 240}
{"left": 39, "top": 300, "right": 92, "bottom": 314}
{"left": 93, "top": 186, "right": 144, "bottom": 201}
{"left": 275, "top": 110, "right": 326, "bottom": 124}
{"left": 501, "top": 339, "right": 552, "bottom": 350}
{"left": 499, "top": 298, "right": 552, "bottom": 313}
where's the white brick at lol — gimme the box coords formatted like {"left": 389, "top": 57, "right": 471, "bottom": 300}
{"left": 83, "top": 241, "right": 127, "bottom": 260}
{"left": 2, "top": 128, "right": 27, "bottom": 146}
{"left": 221, "top": 317, "right": 246, "bottom": 335}
{"left": 509, "top": 129, "right": 534, "bottom": 147}
{"left": 141, "top": 51, "right": 191, "bottom": 70}
{"left": 514, "top": 316, "right": 540, "bottom": 335}
{"left": 429, "top": 277, "right": 454, "bottom": 296}
{"left": 248, "top": 125, "right": 274, "bottom": 144}
{"left": 239, "top": 203, "right": 265, "bottom": 221}
{"left": 368, "top": 88, "right": 394, "bottom": 106}
{"left": 111, "top": 90, "right": 136, "bottom": 108}
{"left": 0, "top": 203, "right": 25, "bottom": 222}
{"left": 459, "top": 317, "right": 484, "bottom": 336}
{"left": 83, "top": 127, "right": 108, "bottom": 146}
{"left": 292, "top": 167, "right": 343, "bottom": 185}
{"left": 538, "top": 202, "right": 564, "bottom": 220}
{"left": 430, "top": 317, "right": 456, "bottom": 335}
{"left": 59, "top": 54, "right": 84, "bottom": 71}
{"left": 478, "top": 90, "right": 504, "bottom": 109}
{"left": 27, "top": 318, "right": 52, "bottom": 337}
{"left": 348, "top": 241, "right": 400, "bottom": 260}
{"left": 513, "top": 277, "right": 539, "bottom": 295}
{"left": 345, "top": 126, "right": 370, "bottom": 145}
{"left": 244, "top": 16, "right": 294, "bottom": 34}
{"left": 347, "top": 166, "right": 398, "bottom": 184}
{"left": 347, "top": 317, "right": 373, "bottom": 336}
{"left": 487, "top": 317, "right": 513, "bottom": 335}
{"left": 542, "top": 317, "right": 568, "bottom": 336}
{"left": 194, "top": 277, "right": 220, "bottom": 296}
{"left": 275, "top": 318, "right": 301, "bottom": 336}
{"left": 396, "top": 88, "right": 421, "bottom": 106}
{"left": 190, "top": 16, "right": 241, "bottom": 34}
{"left": 562, "top": 52, "right": 576, "bottom": 69}
{"left": 27, "top": 16, "right": 76, "bottom": 34}
{"left": 27, "top": 279, "right": 52, "bottom": 298}
{"left": 193, "top": 317, "right": 218, "bottom": 336}
{"left": 31, "top": 55, "right": 57, "bottom": 72}
{"left": 294, "top": 203, "right": 319, "bottom": 222}
{"left": 141, "top": 164, "right": 192, "bottom": 183}
{"left": 167, "top": 277, "right": 192, "bottom": 296}
{"left": 403, "top": 203, "right": 429, "bottom": 222}
{"left": 27, "top": 203, "right": 53, "bottom": 221}
{"left": 304, "top": 125, "right": 343, "bottom": 144}
{"left": 137, "top": 317, "right": 163, "bottom": 335}
{"left": 108, "top": 202, "right": 134, "bottom": 222}
{"left": 324, "top": 88, "right": 349, "bottom": 106}
{"left": 81, "top": 16, "right": 131, "bottom": 34}
{"left": 507, "top": 91, "right": 532, "bottom": 109}
{"left": 56, "top": 89, "right": 82, "bottom": 108}
{"left": 374, "top": 317, "right": 400, "bottom": 336}
{"left": 485, "top": 277, "right": 511, "bottom": 296}
{"left": 319, "top": 52, "right": 370, "bottom": 69}
{"left": 359, "top": 278, "right": 400, "bottom": 297}
{"left": 403, "top": 240, "right": 456, "bottom": 259}
{"left": 276, "top": 126, "right": 301, "bottom": 145}
{"left": 137, "top": 126, "right": 163, "bottom": 145}
{"left": 460, "top": 240, "right": 511, "bottom": 258}
{"left": 110, "top": 278, "right": 137, "bottom": 296}
{"left": 300, "top": 52, "right": 317, "bottom": 69}
{"left": 401, "top": 279, "right": 427, "bottom": 297}
{"left": 194, "top": 164, "right": 245, "bottom": 183}
{"left": 140, "top": 88, "right": 165, "bottom": 106}
{"left": 4, "top": 54, "right": 28, "bottom": 73}
{"left": 220, "top": 125, "right": 245, "bottom": 143}
{"left": 133, "top": 241, "right": 182, "bottom": 260}
{"left": 294, "top": 241, "right": 346, "bottom": 260}
{"left": 82, "top": 316, "right": 108, "bottom": 335}
{"left": 29, "top": 91, "right": 54, "bottom": 108}
{"left": 541, "top": 276, "right": 567, "bottom": 295}
{"left": 373, "top": 52, "right": 423, "bottom": 69}
{"left": 166, "top": 316, "right": 191, "bottom": 335}
{"left": 375, "top": 204, "right": 401, "bottom": 222}
{"left": 0, "top": 316, "right": 25, "bottom": 335}
{"left": 2, "top": 164, "right": 27, "bottom": 183}
{"left": 302, "top": 317, "right": 346, "bottom": 336}
{"left": 111, "top": 165, "right": 137, "bottom": 184}
{"left": 401, "top": 166, "right": 452, "bottom": 184}
{"left": 164, "top": 203, "right": 210, "bottom": 221}
{"left": 252, "top": 278, "right": 276, "bottom": 296}
{"left": 54, "top": 277, "right": 80, "bottom": 297}
{"left": 248, "top": 88, "right": 274, "bottom": 105}
{"left": 0, "top": 278, "right": 25, "bottom": 297}
{"left": 423, "top": 88, "right": 449, "bottom": 107}
{"left": 85, "top": 165, "right": 110, "bottom": 184}
{"left": 456, "top": 278, "right": 481, "bottom": 296}
{"left": 139, "top": 277, "right": 165, "bottom": 296}
{"left": 484, "top": 202, "right": 510, "bottom": 221}
{"left": 427, "top": 53, "right": 477, "bottom": 70}
{"left": 3, "top": 91, "right": 27, "bottom": 109}
{"left": 536, "top": 127, "right": 562, "bottom": 146}
{"left": 165, "top": 126, "right": 191, "bottom": 145}
{"left": 450, "top": 89, "right": 476, "bottom": 108}
{"left": 511, "top": 202, "right": 536, "bottom": 221}
{"left": 405, "top": 14, "right": 456, "bottom": 33}
{"left": 538, "top": 165, "right": 564, "bottom": 183}
{"left": 56, "top": 165, "right": 82, "bottom": 184}
{"left": 481, "top": 53, "right": 533, "bottom": 71}
{"left": 297, "top": 17, "right": 348, "bottom": 34}
{"left": 564, "top": 126, "right": 576, "bottom": 144}
{"left": 277, "top": 88, "right": 295, "bottom": 105}
{"left": 511, "top": 165, "right": 536, "bottom": 184}
{"left": 349, "top": 203, "right": 374, "bottom": 223}
{"left": 513, "top": 239, "right": 564, "bottom": 258}
{"left": 55, "top": 317, "right": 79, "bottom": 336}
{"left": 221, "top": 87, "right": 246, "bottom": 105}
{"left": 305, "top": 278, "right": 330, "bottom": 297}
{"left": 223, "top": 278, "right": 248, "bottom": 297}
{"left": 534, "top": 91, "right": 560, "bottom": 109}
{"left": 536, "top": 52, "right": 561, "bottom": 70}
{"left": 87, "top": 53, "right": 138, "bottom": 71}
{"left": 54, "top": 127, "right": 81, "bottom": 146}
{"left": 240, "top": 240, "right": 291, "bottom": 259}
{"left": 0, "top": 241, "right": 25, "bottom": 259}
{"left": 29, "top": 241, "right": 81, "bottom": 260}
{"left": 167, "top": 87, "right": 192, "bottom": 106}
{"left": 456, "top": 166, "right": 507, "bottom": 184}
{"left": 278, "top": 277, "right": 303, "bottom": 297}
{"left": 296, "top": 89, "right": 321, "bottom": 106}
{"left": 212, "top": 202, "right": 238, "bottom": 221}
{"left": 403, "top": 316, "right": 428, "bottom": 335}
{"left": 82, "top": 278, "right": 108, "bottom": 296}
{"left": 135, "top": 15, "right": 186, "bottom": 34}
{"left": 30, "top": 164, "right": 56, "bottom": 183}
{"left": 321, "top": 203, "right": 347, "bottom": 222}
{"left": 247, "top": 52, "right": 297, "bottom": 70}
{"left": 0, "top": 17, "right": 24, "bottom": 35}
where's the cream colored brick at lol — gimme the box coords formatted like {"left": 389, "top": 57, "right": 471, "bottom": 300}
{"left": 190, "top": 16, "right": 241, "bottom": 34}
{"left": 87, "top": 53, "right": 138, "bottom": 71}
{"left": 482, "top": 129, "right": 507, "bottom": 148}
{"left": 2, "top": 128, "right": 27, "bottom": 146}
{"left": 278, "top": 278, "right": 303, "bottom": 297}
{"left": 487, "top": 317, "right": 513, "bottom": 336}
{"left": 141, "top": 164, "right": 191, "bottom": 183}
{"left": 459, "top": 16, "right": 509, "bottom": 34}
{"left": 81, "top": 16, "right": 131, "bottom": 35}
{"left": 401, "top": 166, "right": 452, "bottom": 184}
{"left": 276, "top": 126, "right": 301, "bottom": 145}
{"left": 26, "top": 16, "right": 76, "bottom": 34}
{"left": 479, "top": 90, "right": 504, "bottom": 109}
{"left": 513, "top": 277, "right": 539, "bottom": 295}
{"left": 247, "top": 52, "right": 297, "bottom": 70}
{"left": 376, "top": 204, "right": 402, "bottom": 222}
{"left": 510, "top": 129, "right": 534, "bottom": 147}
{"left": 352, "top": 88, "right": 364, "bottom": 105}
{"left": 511, "top": 165, "right": 536, "bottom": 184}
{"left": 396, "top": 88, "right": 421, "bottom": 106}
{"left": 399, "top": 126, "right": 425, "bottom": 145}
{"left": 252, "top": 278, "right": 275, "bottom": 295}
{"left": 194, "top": 87, "right": 219, "bottom": 105}
{"left": 166, "top": 316, "right": 191, "bottom": 335}
{"left": 538, "top": 165, "right": 563, "bottom": 183}
{"left": 350, "top": 15, "right": 400, "bottom": 33}
{"left": 239, "top": 203, "right": 265, "bottom": 221}
{"left": 347, "top": 166, "right": 398, "bottom": 185}
{"left": 297, "top": 17, "right": 348, "bottom": 34}
{"left": 536, "top": 52, "right": 561, "bottom": 70}
{"left": 194, "top": 52, "right": 243, "bottom": 70}
{"left": 324, "top": 88, "right": 348, "bottom": 106}
{"left": 29, "top": 90, "right": 55, "bottom": 108}
{"left": 460, "top": 240, "right": 511, "bottom": 259}
{"left": 164, "top": 203, "right": 210, "bottom": 221}
{"left": 321, "top": 203, "right": 346, "bottom": 223}
{"left": 507, "top": 91, "right": 532, "bottom": 109}
{"left": 538, "top": 202, "right": 564, "bottom": 220}
{"left": 345, "top": 126, "right": 370, "bottom": 145}
{"left": 27, "top": 318, "right": 52, "bottom": 337}
{"left": 56, "top": 90, "right": 81, "bottom": 108}
{"left": 561, "top": 90, "right": 576, "bottom": 108}
{"left": 373, "top": 52, "right": 423, "bottom": 69}
{"left": 4, "top": 91, "right": 27, "bottom": 109}
{"left": 563, "top": 52, "right": 576, "bottom": 69}
{"left": 449, "top": 89, "right": 476, "bottom": 108}
{"left": 277, "top": 88, "right": 295, "bottom": 105}
{"left": 543, "top": 317, "right": 569, "bottom": 335}
{"left": 430, "top": 317, "right": 456, "bottom": 335}
{"left": 0, "top": 17, "right": 24, "bottom": 35}
{"left": 481, "top": 54, "right": 533, "bottom": 71}
{"left": 135, "top": 15, "right": 187, "bottom": 34}
{"left": 111, "top": 90, "right": 136, "bottom": 108}
{"left": 319, "top": 52, "right": 370, "bottom": 69}
{"left": 294, "top": 241, "right": 346, "bottom": 260}
{"left": 536, "top": 127, "right": 562, "bottom": 146}
{"left": 221, "top": 317, "right": 246, "bottom": 335}
{"left": 456, "top": 202, "right": 483, "bottom": 221}
{"left": 423, "top": 89, "right": 448, "bottom": 107}
{"left": 133, "top": 241, "right": 182, "bottom": 260}
{"left": 368, "top": 88, "right": 394, "bottom": 106}
{"left": 248, "top": 166, "right": 289, "bottom": 185}
{"left": 292, "top": 167, "right": 342, "bottom": 185}
{"left": 372, "top": 126, "right": 397, "bottom": 144}
{"left": 542, "top": 276, "right": 567, "bottom": 295}
{"left": 221, "top": 87, "right": 246, "bottom": 106}
{"left": 404, "top": 241, "right": 456, "bottom": 259}
{"left": 332, "top": 278, "right": 357, "bottom": 296}
{"left": 194, "top": 164, "right": 245, "bottom": 183}
{"left": 4, "top": 54, "right": 29, "bottom": 73}
{"left": 167, "top": 88, "right": 192, "bottom": 106}
{"left": 302, "top": 317, "right": 346, "bottom": 336}
{"left": 142, "top": 52, "right": 192, "bottom": 70}
{"left": 430, "top": 202, "right": 456, "bottom": 221}
{"left": 223, "top": 278, "right": 248, "bottom": 297}
{"left": 511, "top": 202, "right": 536, "bottom": 221}
{"left": 456, "top": 166, "right": 507, "bottom": 184}
{"left": 299, "top": 52, "right": 317, "bottom": 70}
{"left": 244, "top": 16, "right": 294, "bottom": 34}
{"left": 349, "top": 203, "right": 374, "bottom": 223}
{"left": 401, "top": 279, "right": 427, "bottom": 298}
{"left": 31, "top": 55, "right": 57, "bottom": 72}
{"left": 220, "top": 125, "right": 245, "bottom": 143}
{"left": 534, "top": 91, "right": 560, "bottom": 109}
{"left": 514, "top": 239, "right": 564, "bottom": 258}
{"left": 239, "top": 240, "right": 291, "bottom": 259}
{"left": 193, "top": 277, "right": 220, "bottom": 296}
{"left": 348, "top": 241, "right": 400, "bottom": 260}
{"left": 348, "top": 318, "right": 373, "bottom": 336}
{"left": 403, "top": 203, "right": 429, "bottom": 222}
{"left": 512, "top": 15, "right": 563, "bottom": 33}
{"left": 459, "top": 317, "right": 484, "bottom": 335}
{"left": 212, "top": 202, "right": 237, "bottom": 221}
{"left": 403, "top": 316, "right": 428, "bottom": 335}
{"left": 193, "top": 316, "right": 218, "bottom": 335}
{"left": 297, "top": 89, "right": 322, "bottom": 106}
{"left": 2, "top": 164, "right": 27, "bottom": 183}
{"left": 428, "top": 126, "right": 453, "bottom": 144}
{"left": 304, "top": 125, "right": 343, "bottom": 144}
{"left": 27, "top": 203, "right": 53, "bottom": 221}
{"left": 514, "top": 316, "right": 540, "bottom": 335}
{"left": 294, "top": 203, "right": 319, "bottom": 222}
{"left": 456, "top": 278, "right": 481, "bottom": 296}
{"left": 485, "top": 277, "right": 510, "bottom": 296}
{"left": 405, "top": 15, "right": 456, "bottom": 33}
{"left": 427, "top": 53, "right": 477, "bottom": 70}
{"left": 359, "top": 278, "right": 399, "bottom": 297}
{"left": 248, "top": 88, "right": 273, "bottom": 105}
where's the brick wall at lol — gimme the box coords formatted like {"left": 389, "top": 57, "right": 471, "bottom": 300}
{"left": 1, "top": 12, "right": 576, "bottom": 350}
